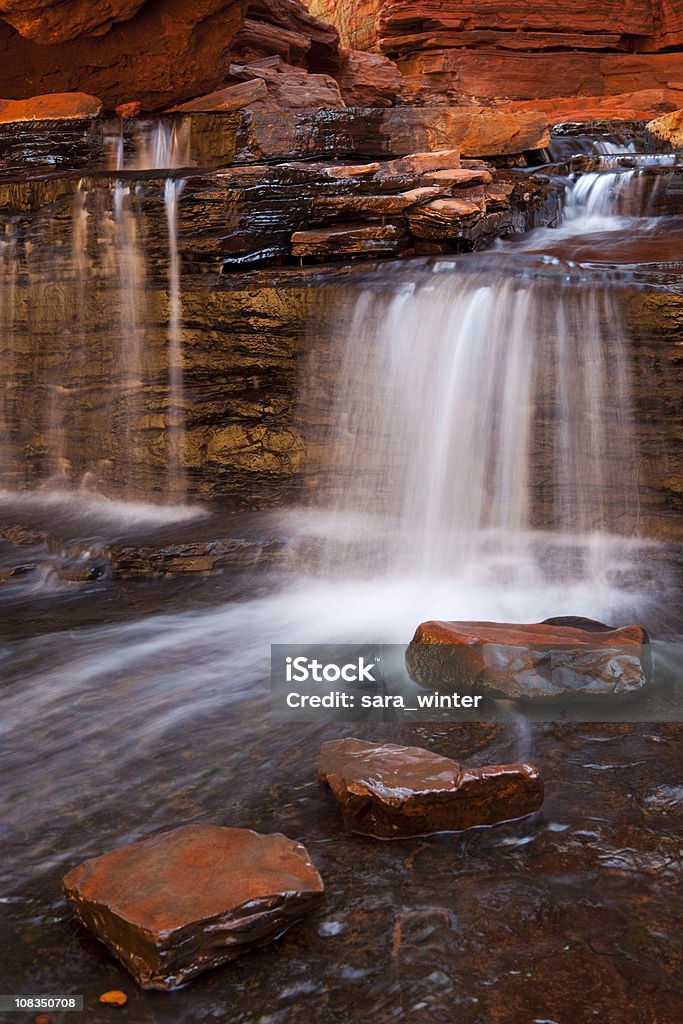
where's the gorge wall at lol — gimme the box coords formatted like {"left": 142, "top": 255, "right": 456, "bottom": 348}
{"left": 307, "top": 1, "right": 683, "bottom": 116}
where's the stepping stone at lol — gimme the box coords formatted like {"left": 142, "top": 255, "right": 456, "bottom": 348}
{"left": 63, "top": 825, "right": 324, "bottom": 989}
{"left": 319, "top": 738, "right": 543, "bottom": 839}
{"left": 406, "top": 617, "right": 651, "bottom": 703}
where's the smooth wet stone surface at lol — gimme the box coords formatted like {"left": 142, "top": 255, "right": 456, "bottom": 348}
{"left": 319, "top": 738, "right": 543, "bottom": 838}
{"left": 62, "top": 824, "right": 324, "bottom": 989}
{"left": 406, "top": 618, "right": 652, "bottom": 702}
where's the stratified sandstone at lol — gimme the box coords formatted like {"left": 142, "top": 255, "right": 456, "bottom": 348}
{"left": 304, "top": 1, "right": 683, "bottom": 111}
{"left": 0, "top": 0, "right": 248, "bottom": 111}
{"left": 319, "top": 738, "right": 543, "bottom": 838}
{"left": 406, "top": 618, "right": 652, "bottom": 703}
{"left": 647, "top": 107, "right": 683, "bottom": 148}
{"left": 63, "top": 825, "right": 324, "bottom": 989}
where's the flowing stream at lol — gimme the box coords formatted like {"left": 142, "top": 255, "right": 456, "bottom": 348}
{"left": 0, "top": 133, "right": 681, "bottom": 1020}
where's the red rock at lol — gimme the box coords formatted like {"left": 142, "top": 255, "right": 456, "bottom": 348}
{"left": 319, "top": 738, "right": 544, "bottom": 839}
{"left": 422, "top": 167, "right": 493, "bottom": 186}
{"left": 406, "top": 617, "right": 651, "bottom": 702}
{"left": 115, "top": 101, "right": 141, "bottom": 119}
{"left": 234, "top": 0, "right": 340, "bottom": 71}
{"left": 383, "top": 148, "right": 460, "bottom": 175}
{"left": 0, "top": 91, "right": 101, "bottom": 122}
{"left": 507, "top": 88, "right": 683, "bottom": 123}
{"left": 291, "top": 222, "right": 405, "bottom": 257}
{"left": 335, "top": 48, "right": 401, "bottom": 107}
{"left": 407, "top": 197, "right": 482, "bottom": 239}
{"left": 229, "top": 60, "right": 343, "bottom": 110}
{"left": 170, "top": 79, "right": 269, "bottom": 113}
{"left": 0, "top": 0, "right": 146, "bottom": 45}
{"left": 63, "top": 825, "right": 324, "bottom": 989}
{"left": 306, "top": 0, "right": 380, "bottom": 50}
{"left": 647, "top": 107, "right": 683, "bottom": 147}
{"left": 0, "top": 1, "right": 247, "bottom": 112}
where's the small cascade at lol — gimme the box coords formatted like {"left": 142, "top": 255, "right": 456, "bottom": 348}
{"left": 164, "top": 178, "right": 187, "bottom": 501}
{"left": 0, "top": 219, "right": 18, "bottom": 479}
{"left": 304, "top": 261, "right": 639, "bottom": 594}
{"left": 104, "top": 117, "right": 193, "bottom": 172}
{"left": 565, "top": 168, "right": 638, "bottom": 220}
{"left": 0, "top": 173, "right": 190, "bottom": 503}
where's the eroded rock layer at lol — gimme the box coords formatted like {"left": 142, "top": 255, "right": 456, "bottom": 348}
{"left": 305, "top": 1, "right": 683, "bottom": 114}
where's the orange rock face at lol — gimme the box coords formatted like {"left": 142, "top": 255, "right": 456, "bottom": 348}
{"left": 0, "top": 0, "right": 248, "bottom": 111}
{"left": 0, "top": 92, "right": 102, "bottom": 122}
{"left": 0, "top": 0, "right": 145, "bottom": 44}
{"left": 63, "top": 825, "right": 324, "bottom": 989}
{"left": 305, "top": 1, "right": 683, "bottom": 115}
{"left": 320, "top": 738, "right": 544, "bottom": 838}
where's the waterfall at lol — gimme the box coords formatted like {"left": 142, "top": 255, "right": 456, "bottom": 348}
{"left": 104, "top": 117, "right": 193, "bottom": 172}
{"left": 165, "top": 178, "right": 187, "bottom": 501}
{"left": 0, "top": 175, "right": 189, "bottom": 504}
{"left": 303, "top": 259, "right": 639, "bottom": 594}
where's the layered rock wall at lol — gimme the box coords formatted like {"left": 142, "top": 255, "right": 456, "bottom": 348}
{"left": 305, "top": 1, "right": 683, "bottom": 113}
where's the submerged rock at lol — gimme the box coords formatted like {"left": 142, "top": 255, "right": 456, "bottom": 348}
{"left": 319, "top": 737, "right": 543, "bottom": 838}
{"left": 406, "top": 618, "right": 651, "bottom": 703}
{"left": 63, "top": 824, "right": 324, "bottom": 989}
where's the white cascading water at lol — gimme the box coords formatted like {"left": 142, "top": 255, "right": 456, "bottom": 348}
{"left": 104, "top": 117, "right": 193, "bottom": 171}
{"left": 303, "top": 261, "right": 639, "bottom": 596}
{"left": 164, "top": 177, "right": 187, "bottom": 501}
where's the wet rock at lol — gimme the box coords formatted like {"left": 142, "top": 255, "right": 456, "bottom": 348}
{"left": 0, "top": 92, "right": 102, "bottom": 122}
{"left": 63, "top": 824, "right": 324, "bottom": 989}
{"left": 647, "top": 107, "right": 683, "bottom": 148}
{"left": 406, "top": 618, "right": 652, "bottom": 703}
{"left": 291, "top": 222, "right": 405, "bottom": 257}
{"left": 319, "top": 737, "right": 543, "bottom": 838}
{"left": 407, "top": 198, "right": 483, "bottom": 239}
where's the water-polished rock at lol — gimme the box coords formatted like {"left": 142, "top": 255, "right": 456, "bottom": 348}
{"left": 319, "top": 737, "right": 543, "bottom": 838}
{"left": 63, "top": 825, "right": 324, "bottom": 989}
{"left": 406, "top": 617, "right": 651, "bottom": 702}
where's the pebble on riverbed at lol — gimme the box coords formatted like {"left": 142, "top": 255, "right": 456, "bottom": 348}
{"left": 62, "top": 825, "right": 324, "bottom": 989}
{"left": 406, "top": 616, "right": 651, "bottom": 702}
{"left": 319, "top": 738, "right": 543, "bottom": 839}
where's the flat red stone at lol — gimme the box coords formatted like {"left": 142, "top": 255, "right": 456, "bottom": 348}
{"left": 319, "top": 738, "right": 543, "bottom": 838}
{"left": 63, "top": 824, "right": 324, "bottom": 989}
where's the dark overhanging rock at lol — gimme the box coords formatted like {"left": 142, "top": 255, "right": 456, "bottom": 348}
{"left": 406, "top": 618, "right": 652, "bottom": 703}
{"left": 62, "top": 824, "right": 324, "bottom": 989}
{"left": 319, "top": 737, "right": 544, "bottom": 839}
